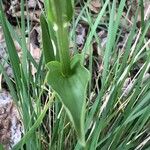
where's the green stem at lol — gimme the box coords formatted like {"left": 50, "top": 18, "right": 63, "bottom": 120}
{"left": 56, "top": 24, "right": 71, "bottom": 76}
{"left": 46, "top": 0, "right": 72, "bottom": 76}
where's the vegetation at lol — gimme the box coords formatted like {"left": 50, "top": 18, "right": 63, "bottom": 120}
{"left": 0, "top": 0, "right": 150, "bottom": 149}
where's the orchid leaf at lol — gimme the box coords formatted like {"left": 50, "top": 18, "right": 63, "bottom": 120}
{"left": 40, "top": 14, "right": 55, "bottom": 63}
{"left": 46, "top": 0, "right": 73, "bottom": 25}
{"left": 46, "top": 54, "right": 90, "bottom": 146}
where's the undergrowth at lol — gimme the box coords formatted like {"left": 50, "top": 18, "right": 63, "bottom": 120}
{"left": 0, "top": 0, "right": 150, "bottom": 149}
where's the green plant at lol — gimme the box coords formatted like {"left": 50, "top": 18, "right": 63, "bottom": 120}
{"left": 0, "top": 0, "right": 150, "bottom": 149}
{"left": 41, "top": 0, "right": 90, "bottom": 146}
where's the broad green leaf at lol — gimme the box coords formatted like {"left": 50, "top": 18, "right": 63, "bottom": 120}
{"left": 67, "top": 0, "right": 73, "bottom": 21}
{"left": 62, "top": 0, "right": 73, "bottom": 22}
{"left": 40, "top": 14, "right": 55, "bottom": 63}
{"left": 45, "top": 0, "right": 56, "bottom": 24}
{"left": 46, "top": 54, "right": 90, "bottom": 146}
{"left": 45, "top": 0, "right": 73, "bottom": 25}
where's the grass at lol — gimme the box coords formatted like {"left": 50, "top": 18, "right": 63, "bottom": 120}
{"left": 0, "top": 0, "right": 150, "bottom": 149}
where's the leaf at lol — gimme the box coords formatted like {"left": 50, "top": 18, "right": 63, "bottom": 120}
{"left": 65, "top": 0, "right": 73, "bottom": 22}
{"left": 12, "top": 94, "right": 54, "bottom": 150}
{"left": 46, "top": 54, "right": 90, "bottom": 146}
{"left": 45, "top": 0, "right": 73, "bottom": 25}
{"left": 0, "top": 8, "right": 21, "bottom": 87}
{"left": 45, "top": 0, "right": 56, "bottom": 25}
{"left": 0, "top": 144, "right": 4, "bottom": 150}
{"left": 40, "top": 14, "right": 55, "bottom": 63}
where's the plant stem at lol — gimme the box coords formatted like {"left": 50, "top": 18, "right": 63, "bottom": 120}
{"left": 56, "top": 24, "right": 71, "bottom": 76}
